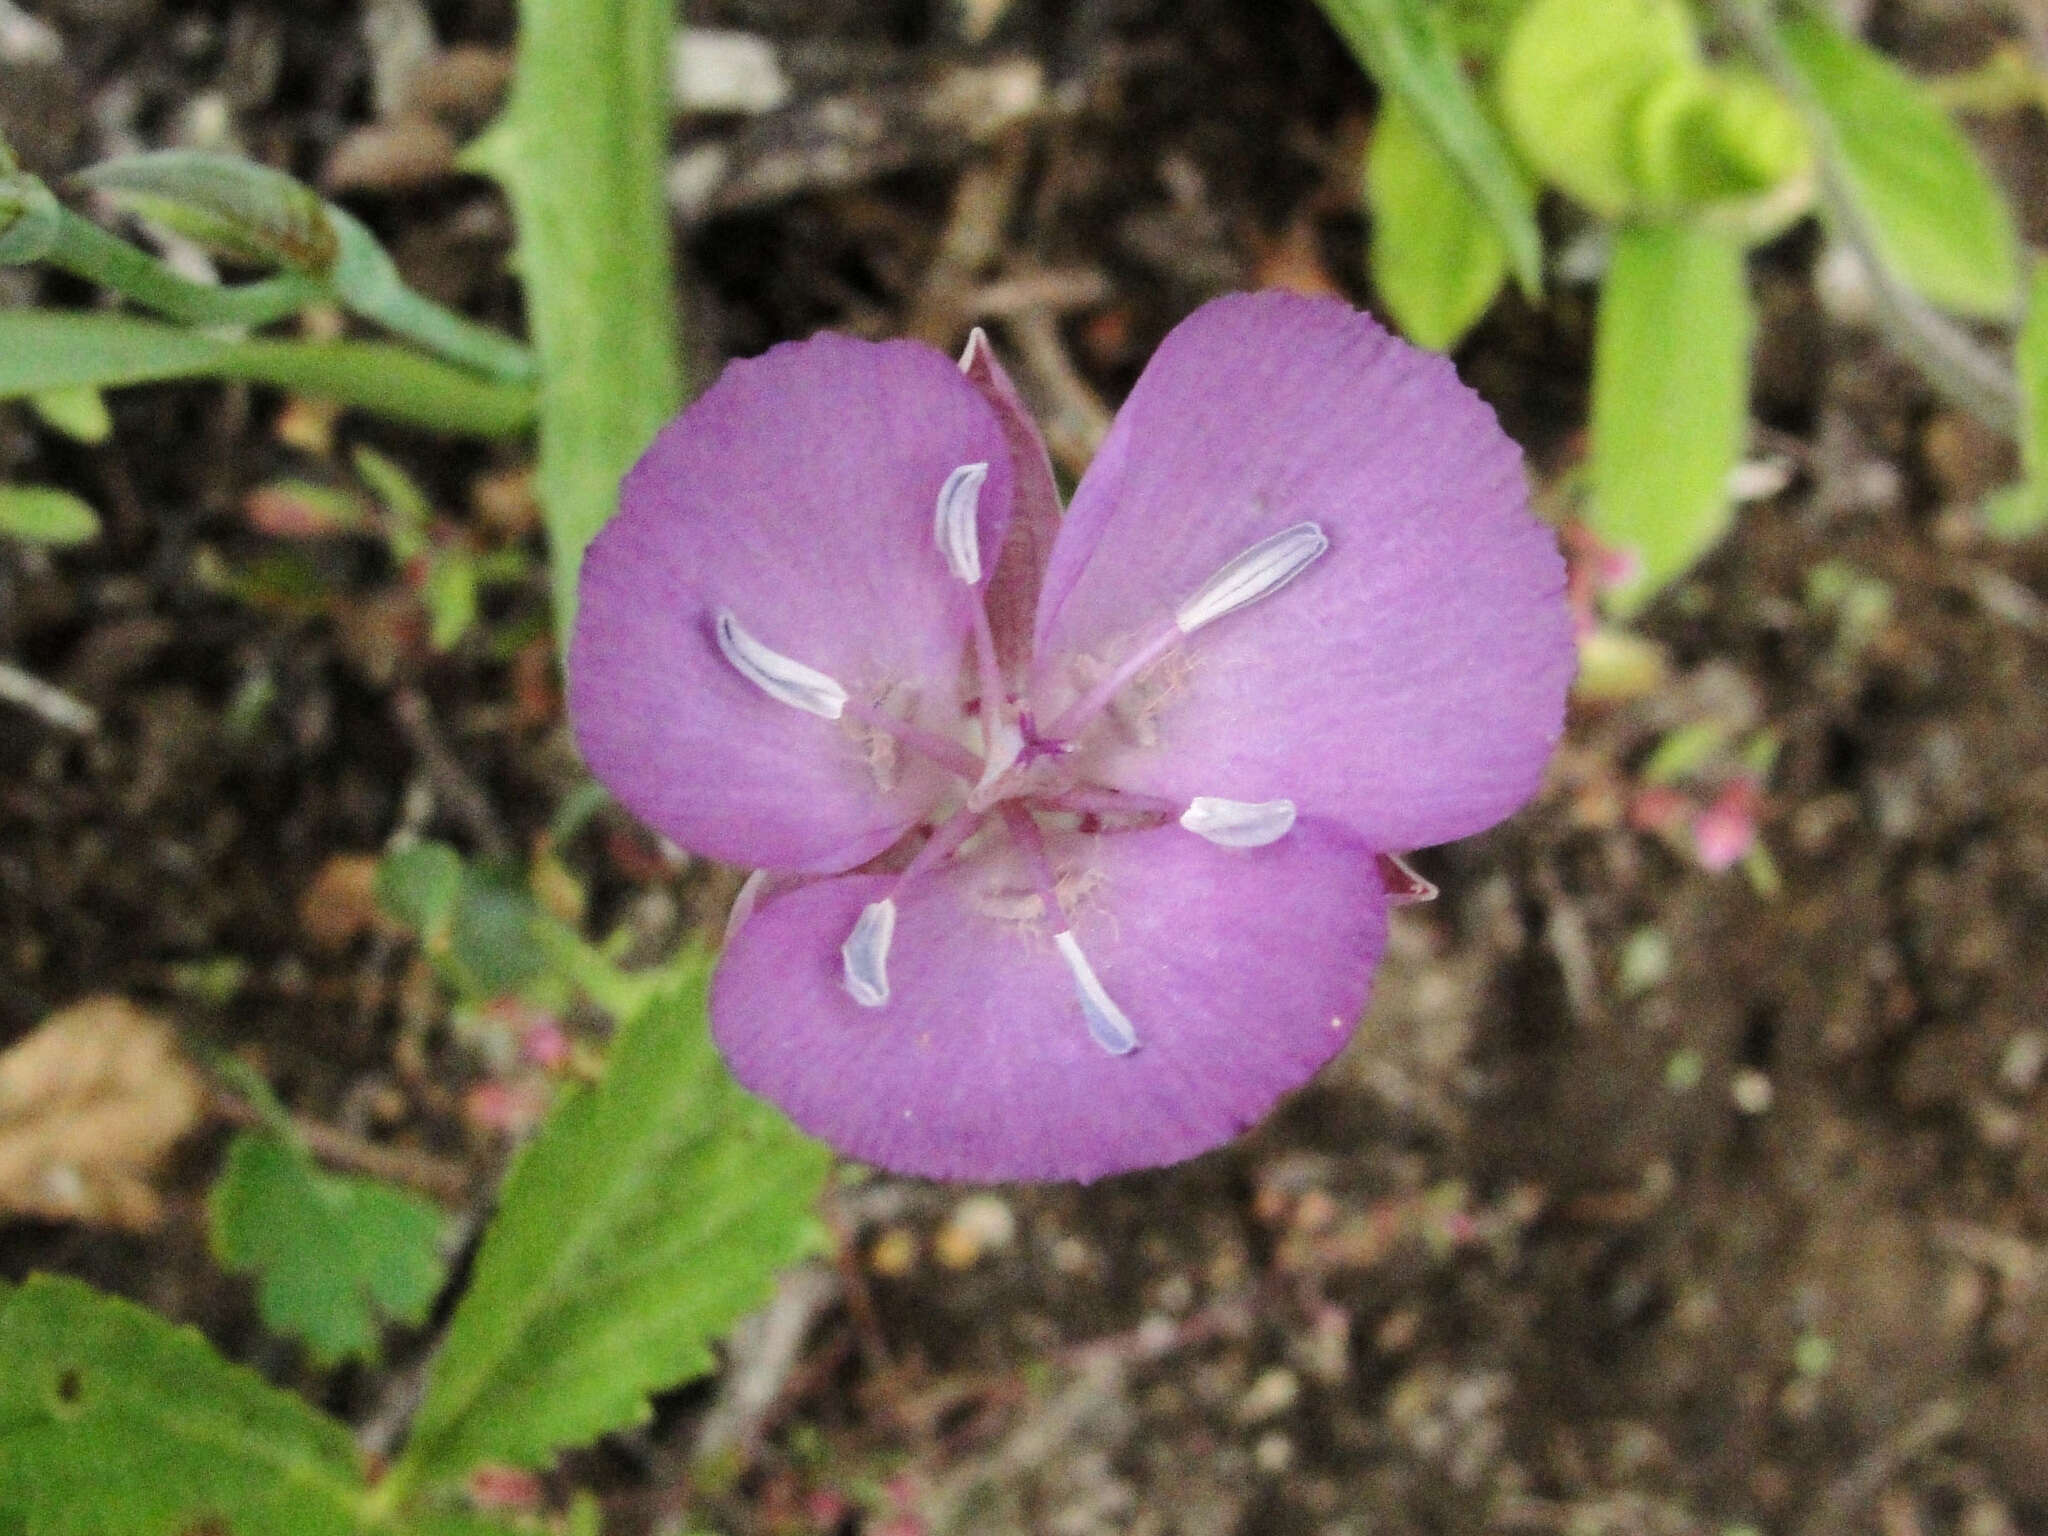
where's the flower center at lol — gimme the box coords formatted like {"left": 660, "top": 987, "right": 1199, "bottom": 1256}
{"left": 714, "top": 478, "right": 1330, "bottom": 1056}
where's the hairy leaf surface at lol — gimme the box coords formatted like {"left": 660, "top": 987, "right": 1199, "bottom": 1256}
{"left": 391, "top": 962, "right": 828, "bottom": 1488}
{"left": 0, "top": 1275, "right": 365, "bottom": 1536}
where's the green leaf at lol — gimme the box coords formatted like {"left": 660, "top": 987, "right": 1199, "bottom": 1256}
{"left": 28, "top": 385, "right": 112, "bottom": 443}
{"left": 79, "top": 150, "right": 341, "bottom": 274}
{"left": 423, "top": 553, "right": 482, "bottom": 652}
{"left": 208, "top": 1131, "right": 448, "bottom": 1367}
{"left": 1986, "top": 254, "right": 2048, "bottom": 537}
{"left": 388, "top": 963, "right": 829, "bottom": 1491}
{"left": 353, "top": 444, "right": 434, "bottom": 558}
{"left": 463, "top": 0, "right": 684, "bottom": 635}
{"left": 0, "top": 486, "right": 100, "bottom": 547}
{"left": 0, "top": 310, "right": 534, "bottom": 436}
{"left": 1316, "top": 0, "right": 1542, "bottom": 295}
{"left": 1625, "top": 66, "right": 1810, "bottom": 218}
{"left": 1778, "top": 10, "right": 2020, "bottom": 319}
{"left": 0, "top": 1274, "right": 366, "bottom": 1536}
{"left": 376, "top": 841, "right": 466, "bottom": 941}
{"left": 0, "top": 168, "right": 63, "bottom": 266}
{"left": 1365, "top": 94, "right": 1511, "bottom": 350}
{"left": 447, "top": 869, "right": 545, "bottom": 994}
{"left": 1499, "top": 0, "right": 1697, "bottom": 218}
{"left": 1588, "top": 222, "right": 1754, "bottom": 613}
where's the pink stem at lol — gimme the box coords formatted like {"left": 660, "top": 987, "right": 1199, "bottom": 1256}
{"left": 1031, "top": 785, "right": 1181, "bottom": 819}
{"left": 892, "top": 805, "right": 987, "bottom": 891}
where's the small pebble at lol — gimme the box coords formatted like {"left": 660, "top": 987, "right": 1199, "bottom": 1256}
{"left": 1237, "top": 1366, "right": 1300, "bottom": 1423}
{"left": 934, "top": 1193, "right": 1017, "bottom": 1269}
{"left": 868, "top": 1227, "right": 918, "bottom": 1277}
{"left": 1051, "top": 1235, "right": 1093, "bottom": 1276}
{"left": 1253, "top": 1431, "right": 1294, "bottom": 1474}
{"left": 1999, "top": 1030, "right": 2046, "bottom": 1096}
{"left": 1731, "top": 1068, "right": 1774, "bottom": 1116}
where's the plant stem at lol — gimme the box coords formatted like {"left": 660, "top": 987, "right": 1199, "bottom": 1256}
{"left": 464, "top": 0, "right": 686, "bottom": 637}
{"left": 40, "top": 203, "right": 321, "bottom": 326}
{"left": 0, "top": 309, "right": 534, "bottom": 435}
{"left": 1718, "top": 0, "right": 2019, "bottom": 433}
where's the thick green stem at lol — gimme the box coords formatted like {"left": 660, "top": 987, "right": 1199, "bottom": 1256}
{"left": 464, "top": 0, "right": 686, "bottom": 636}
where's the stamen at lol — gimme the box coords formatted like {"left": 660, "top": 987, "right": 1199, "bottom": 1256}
{"left": 1179, "top": 796, "right": 1296, "bottom": 847}
{"left": 1054, "top": 931, "right": 1139, "bottom": 1055}
{"left": 715, "top": 610, "right": 847, "bottom": 719}
{"left": 842, "top": 697, "right": 985, "bottom": 781}
{"left": 1173, "top": 522, "right": 1328, "bottom": 635}
{"left": 841, "top": 897, "right": 896, "bottom": 1007}
{"left": 934, "top": 462, "right": 990, "bottom": 584}
{"left": 999, "top": 803, "right": 1139, "bottom": 1055}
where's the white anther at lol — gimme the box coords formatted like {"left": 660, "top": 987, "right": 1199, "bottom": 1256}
{"left": 1179, "top": 796, "right": 1297, "bottom": 847}
{"left": 841, "top": 898, "right": 897, "bottom": 1008}
{"left": 1174, "top": 522, "right": 1328, "bottom": 635}
{"left": 715, "top": 610, "right": 847, "bottom": 719}
{"left": 1053, "top": 930, "right": 1138, "bottom": 1055}
{"left": 933, "top": 462, "right": 990, "bottom": 584}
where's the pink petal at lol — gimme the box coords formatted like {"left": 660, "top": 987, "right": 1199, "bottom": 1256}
{"left": 960, "top": 327, "right": 1064, "bottom": 678}
{"left": 711, "top": 819, "right": 1387, "bottom": 1182}
{"left": 570, "top": 335, "right": 1015, "bottom": 873}
{"left": 1033, "top": 292, "right": 1574, "bottom": 852}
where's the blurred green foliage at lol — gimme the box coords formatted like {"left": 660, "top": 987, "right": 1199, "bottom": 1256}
{"left": 1321, "top": 0, "right": 2032, "bottom": 614}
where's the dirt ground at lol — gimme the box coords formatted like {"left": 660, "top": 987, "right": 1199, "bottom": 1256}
{"left": 5, "top": 1, "right": 2048, "bottom": 1533}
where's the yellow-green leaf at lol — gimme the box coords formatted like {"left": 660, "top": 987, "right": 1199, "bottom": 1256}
{"left": 28, "top": 386, "right": 111, "bottom": 444}
{"left": 1316, "top": 0, "right": 1542, "bottom": 297}
{"left": 0, "top": 485, "right": 100, "bottom": 547}
{"left": 1365, "top": 95, "right": 1511, "bottom": 350}
{"left": 1588, "top": 222, "right": 1755, "bottom": 613}
{"left": 1499, "top": 0, "right": 1698, "bottom": 218}
{"left": 1779, "top": 10, "right": 2019, "bottom": 319}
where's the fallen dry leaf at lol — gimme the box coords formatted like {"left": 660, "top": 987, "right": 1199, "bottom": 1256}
{"left": 0, "top": 997, "right": 205, "bottom": 1230}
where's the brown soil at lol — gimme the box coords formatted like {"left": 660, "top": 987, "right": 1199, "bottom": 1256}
{"left": 5, "top": 1, "right": 2048, "bottom": 1533}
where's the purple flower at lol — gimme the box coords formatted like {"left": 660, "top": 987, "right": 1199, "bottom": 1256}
{"left": 570, "top": 292, "right": 1573, "bottom": 1183}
